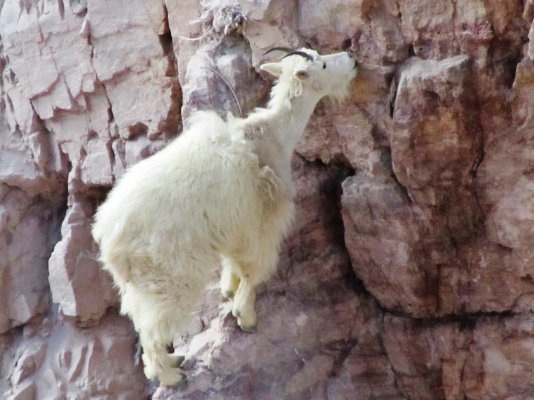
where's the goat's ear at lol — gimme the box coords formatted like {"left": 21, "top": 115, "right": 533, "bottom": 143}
{"left": 260, "top": 62, "right": 283, "bottom": 77}
{"left": 294, "top": 69, "right": 309, "bottom": 81}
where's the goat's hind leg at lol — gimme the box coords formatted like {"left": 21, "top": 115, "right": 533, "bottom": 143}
{"left": 232, "top": 275, "right": 257, "bottom": 332}
{"left": 123, "top": 287, "right": 187, "bottom": 387}
{"left": 220, "top": 256, "right": 241, "bottom": 299}
{"left": 140, "top": 333, "right": 187, "bottom": 388}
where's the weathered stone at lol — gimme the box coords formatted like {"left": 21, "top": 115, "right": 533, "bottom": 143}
{"left": 240, "top": 0, "right": 299, "bottom": 66}
{"left": 48, "top": 197, "right": 116, "bottom": 326}
{"left": 0, "top": 188, "right": 62, "bottom": 333}
{"left": 392, "top": 55, "right": 481, "bottom": 219}
{"left": 10, "top": 343, "right": 46, "bottom": 385}
{"left": 1, "top": 314, "right": 145, "bottom": 399}
{"left": 298, "top": 0, "right": 361, "bottom": 50}
{"left": 343, "top": 172, "right": 450, "bottom": 317}
{"left": 181, "top": 36, "right": 268, "bottom": 119}
{"left": 383, "top": 314, "right": 534, "bottom": 400}
{"left": 397, "top": 0, "right": 526, "bottom": 60}
{"left": 87, "top": 0, "right": 180, "bottom": 138}
{"left": 5, "top": 381, "right": 36, "bottom": 400}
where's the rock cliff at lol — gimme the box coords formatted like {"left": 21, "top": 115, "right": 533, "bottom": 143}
{"left": 0, "top": 1, "right": 533, "bottom": 399}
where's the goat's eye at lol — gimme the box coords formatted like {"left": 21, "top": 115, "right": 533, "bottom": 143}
{"left": 323, "top": 62, "right": 327, "bottom": 69}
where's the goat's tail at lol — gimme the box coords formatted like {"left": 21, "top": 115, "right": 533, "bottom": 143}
{"left": 92, "top": 218, "right": 132, "bottom": 287}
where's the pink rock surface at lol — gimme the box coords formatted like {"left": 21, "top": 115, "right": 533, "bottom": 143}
{"left": 383, "top": 314, "right": 534, "bottom": 400}
{"left": 0, "top": 0, "right": 533, "bottom": 399}
{"left": 48, "top": 197, "right": 117, "bottom": 325}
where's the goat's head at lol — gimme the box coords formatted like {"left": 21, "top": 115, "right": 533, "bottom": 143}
{"left": 261, "top": 47, "right": 357, "bottom": 101}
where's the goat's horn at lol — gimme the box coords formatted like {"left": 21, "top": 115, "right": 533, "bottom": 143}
{"left": 263, "top": 47, "right": 293, "bottom": 56}
{"left": 282, "top": 51, "right": 314, "bottom": 62}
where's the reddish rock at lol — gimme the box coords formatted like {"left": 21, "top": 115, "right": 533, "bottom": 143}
{"left": 342, "top": 174, "right": 440, "bottom": 317}
{"left": 383, "top": 314, "right": 534, "bottom": 400}
{"left": 0, "top": 0, "right": 533, "bottom": 399}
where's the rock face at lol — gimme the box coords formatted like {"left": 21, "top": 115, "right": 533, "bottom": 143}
{"left": 0, "top": 1, "right": 533, "bottom": 399}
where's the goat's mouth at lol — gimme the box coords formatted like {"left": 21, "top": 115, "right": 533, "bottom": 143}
{"left": 349, "top": 54, "right": 357, "bottom": 69}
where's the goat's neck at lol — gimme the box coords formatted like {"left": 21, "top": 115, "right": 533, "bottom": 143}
{"left": 244, "top": 86, "right": 322, "bottom": 194}
{"left": 269, "top": 92, "right": 321, "bottom": 155}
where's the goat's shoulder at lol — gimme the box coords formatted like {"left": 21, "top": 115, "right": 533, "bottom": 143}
{"left": 183, "top": 111, "right": 229, "bottom": 140}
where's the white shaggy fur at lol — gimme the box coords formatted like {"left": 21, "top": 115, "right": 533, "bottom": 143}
{"left": 92, "top": 48, "right": 357, "bottom": 386}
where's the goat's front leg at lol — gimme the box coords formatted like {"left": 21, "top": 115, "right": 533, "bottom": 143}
{"left": 232, "top": 277, "right": 257, "bottom": 332}
{"left": 224, "top": 244, "right": 281, "bottom": 332}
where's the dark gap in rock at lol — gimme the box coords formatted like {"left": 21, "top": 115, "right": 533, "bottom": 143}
{"left": 28, "top": 100, "right": 47, "bottom": 133}
{"left": 69, "top": 0, "right": 88, "bottom": 17}
{"left": 422, "top": 90, "right": 440, "bottom": 109}
{"left": 5, "top": 68, "right": 17, "bottom": 84}
{"left": 84, "top": 185, "right": 111, "bottom": 214}
{"left": 5, "top": 96, "right": 20, "bottom": 133}
{"left": 341, "top": 265, "right": 370, "bottom": 299}
{"left": 105, "top": 137, "right": 116, "bottom": 174}
{"left": 128, "top": 122, "right": 148, "bottom": 139}
{"left": 317, "top": 159, "right": 353, "bottom": 249}
{"left": 382, "top": 147, "right": 413, "bottom": 205}
{"left": 106, "top": 97, "right": 115, "bottom": 123}
{"left": 87, "top": 129, "right": 98, "bottom": 141}
{"left": 159, "top": 3, "right": 178, "bottom": 76}
{"left": 388, "top": 76, "right": 398, "bottom": 119}
{"left": 106, "top": 102, "right": 115, "bottom": 124}
{"left": 341, "top": 37, "right": 352, "bottom": 51}
{"left": 327, "top": 338, "right": 358, "bottom": 378}
{"left": 158, "top": 32, "right": 177, "bottom": 77}
{"left": 157, "top": 3, "right": 182, "bottom": 138}
{"left": 57, "top": 0, "right": 65, "bottom": 19}
{"left": 37, "top": 154, "right": 70, "bottom": 314}
{"left": 302, "top": 157, "right": 381, "bottom": 307}
{"left": 504, "top": 51, "right": 523, "bottom": 90}
{"left": 487, "top": 38, "right": 525, "bottom": 90}
{"left": 469, "top": 134, "right": 485, "bottom": 179}
{"left": 383, "top": 308, "right": 522, "bottom": 327}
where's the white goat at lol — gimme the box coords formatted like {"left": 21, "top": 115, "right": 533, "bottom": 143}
{"left": 92, "top": 47, "right": 357, "bottom": 386}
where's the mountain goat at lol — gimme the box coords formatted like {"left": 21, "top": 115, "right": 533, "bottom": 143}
{"left": 92, "top": 47, "right": 357, "bottom": 386}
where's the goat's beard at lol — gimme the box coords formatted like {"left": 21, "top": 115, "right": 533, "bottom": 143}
{"left": 327, "top": 80, "right": 353, "bottom": 103}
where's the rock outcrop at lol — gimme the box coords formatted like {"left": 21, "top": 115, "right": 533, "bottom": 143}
{"left": 0, "top": 1, "right": 533, "bottom": 399}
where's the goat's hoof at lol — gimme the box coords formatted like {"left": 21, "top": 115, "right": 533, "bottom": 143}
{"left": 238, "top": 319, "right": 257, "bottom": 333}
{"left": 180, "top": 358, "right": 194, "bottom": 370}
{"left": 168, "top": 373, "right": 187, "bottom": 390}
{"left": 239, "top": 324, "right": 257, "bottom": 333}
{"left": 158, "top": 370, "right": 187, "bottom": 389}
{"left": 169, "top": 354, "right": 185, "bottom": 368}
